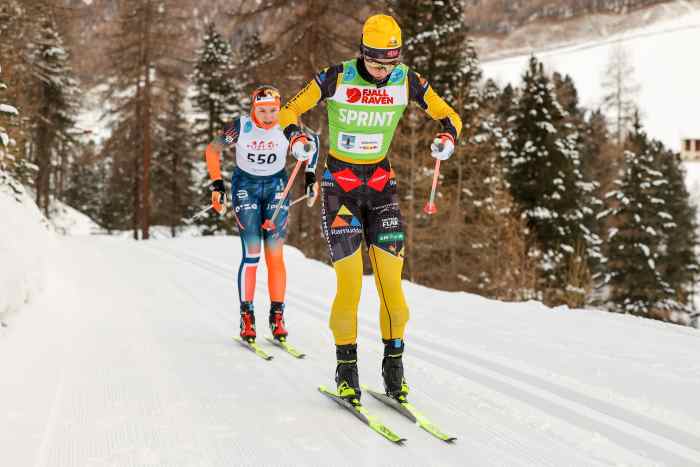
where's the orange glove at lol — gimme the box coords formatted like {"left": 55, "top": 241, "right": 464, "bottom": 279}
{"left": 210, "top": 179, "right": 227, "bottom": 214}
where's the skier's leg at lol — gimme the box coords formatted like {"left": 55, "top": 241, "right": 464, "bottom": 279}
{"left": 232, "top": 172, "right": 263, "bottom": 340}
{"left": 238, "top": 233, "right": 261, "bottom": 304}
{"left": 366, "top": 164, "right": 409, "bottom": 342}
{"left": 321, "top": 166, "right": 365, "bottom": 345}
{"left": 329, "top": 248, "right": 363, "bottom": 344}
{"left": 263, "top": 174, "right": 289, "bottom": 338}
{"left": 366, "top": 163, "right": 410, "bottom": 398}
{"left": 262, "top": 174, "right": 289, "bottom": 304}
{"left": 322, "top": 161, "right": 365, "bottom": 401}
{"left": 368, "top": 246, "right": 409, "bottom": 339}
{"left": 235, "top": 204, "right": 262, "bottom": 305}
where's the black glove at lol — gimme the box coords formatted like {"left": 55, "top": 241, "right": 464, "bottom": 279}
{"left": 305, "top": 171, "right": 316, "bottom": 199}
{"left": 209, "top": 179, "right": 227, "bottom": 214}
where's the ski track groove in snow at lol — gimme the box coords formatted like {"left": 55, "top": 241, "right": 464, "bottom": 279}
{"left": 138, "top": 239, "right": 700, "bottom": 466}
{"left": 126, "top": 240, "right": 453, "bottom": 466}
{"left": 4, "top": 236, "right": 698, "bottom": 466}
{"left": 136, "top": 241, "right": 574, "bottom": 466}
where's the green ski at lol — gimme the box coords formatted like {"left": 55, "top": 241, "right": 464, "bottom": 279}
{"left": 362, "top": 385, "right": 456, "bottom": 442}
{"left": 318, "top": 386, "right": 406, "bottom": 444}
{"left": 265, "top": 337, "right": 306, "bottom": 358}
{"left": 234, "top": 337, "right": 273, "bottom": 361}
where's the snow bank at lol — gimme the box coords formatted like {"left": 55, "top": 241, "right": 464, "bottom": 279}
{"left": 48, "top": 200, "right": 100, "bottom": 236}
{"left": 0, "top": 175, "right": 51, "bottom": 324}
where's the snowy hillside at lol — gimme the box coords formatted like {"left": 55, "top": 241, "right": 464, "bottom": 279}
{"left": 482, "top": 5, "right": 700, "bottom": 151}
{"left": 0, "top": 178, "right": 51, "bottom": 325}
{"left": 2, "top": 225, "right": 700, "bottom": 465}
{"left": 48, "top": 199, "right": 101, "bottom": 236}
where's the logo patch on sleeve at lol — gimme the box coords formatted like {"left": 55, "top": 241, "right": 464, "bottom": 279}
{"left": 343, "top": 65, "right": 357, "bottom": 81}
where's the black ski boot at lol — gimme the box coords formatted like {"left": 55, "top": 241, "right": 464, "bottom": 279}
{"left": 382, "top": 339, "right": 409, "bottom": 402}
{"left": 335, "top": 343, "right": 361, "bottom": 405}
{"left": 239, "top": 302, "right": 256, "bottom": 343}
{"left": 269, "top": 302, "right": 288, "bottom": 341}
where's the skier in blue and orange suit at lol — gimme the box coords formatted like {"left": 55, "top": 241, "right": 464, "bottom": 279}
{"left": 205, "top": 85, "right": 318, "bottom": 343}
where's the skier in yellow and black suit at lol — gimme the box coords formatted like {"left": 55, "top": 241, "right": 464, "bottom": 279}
{"left": 279, "top": 14, "right": 462, "bottom": 404}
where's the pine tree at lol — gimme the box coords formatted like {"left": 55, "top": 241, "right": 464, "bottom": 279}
{"left": 602, "top": 44, "right": 640, "bottom": 146}
{"left": 152, "top": 82, "right": 197, "bottom": 237}
{"left": 579, "top": 109, "right": 613, "bottom": 187}
{"left": 504, "top": 56, "right": 603, "bottom": 305}
{"left": 0, "top": 67, "right": 18, "bottom": 163}
{"left": 553, "top": 72, "right": 609, "bottom": 282}
{"left": 98, "top": 118, "right": 141, "bottom": 233}
{"left": 656, "top": 145, "right": 699, "bottom": 316}
{"left": 191, "top": 31, "right": 261, "bottom": 236}
{"left": 102, "top": 0, "right": 190, "bottom": 239}
{"left": 386, "top": 0, "right": 469, "bottom": 282}
{"left": 389, "top": 0, "right": 467, "bottom": 100}
{"left": 457, "top": 81, "right": 538, "bottom": 299}
{"left": 62, "top": 140, "right": 104, "bottom": 222}
{"left": 0, "top": 64, "right": 25, "bottom": 193}
{"left": 552, "top": 72, "right": 581, "bottom": 120}
{"left": 0, "top": 0, "right": 34, "bottom": 173}
{"left": 26, "top": 17, "right": 79, "bottom": 216}
{"left": 606, "top": 118, "right": 676, "bottom": 318}
{"left": 191, "top": 22, "right": 241, "bottom": 150}
{"left": 421, "top": 37, "right": 483, "bottom": 288}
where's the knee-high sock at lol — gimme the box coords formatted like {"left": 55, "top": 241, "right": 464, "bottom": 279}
{"left": 369, "top": 245, "right": 409, "bottom": 340}
{"left": 264, "top": 240, "right": 286, "bottom": 304}
{"left": 329, "top": 247, "right": 363, "bottom": 345}
{"left": 238, "top": 236, "right": 261, "bottom": 303}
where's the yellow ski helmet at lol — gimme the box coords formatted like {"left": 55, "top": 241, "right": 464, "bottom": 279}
{"left": 361, "top": 14, "right": 402, "bottom": 60}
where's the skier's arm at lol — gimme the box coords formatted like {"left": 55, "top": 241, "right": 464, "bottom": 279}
{"left": 303, "top": 129, "right": 320, "bottom": 173}
{"left": 279, "top": 64, "right": 343, "bottom": 141}
{"left": 278, "top": 81, "right": 322, "bottom": 138}
{"left": 407, "top": 70, "right": 462, "bottom": 142}
{"left": 205, "top": 118, "right": 241, "bottom": 181}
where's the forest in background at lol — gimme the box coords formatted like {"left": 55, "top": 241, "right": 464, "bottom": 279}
{"left": 1, "top": 0, "right": 697, "bottom": 324}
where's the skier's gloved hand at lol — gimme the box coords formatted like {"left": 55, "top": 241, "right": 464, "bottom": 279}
{"left": 209, "top": 179, "right": 227, "bottom": 215}
{"left": 305, "top": 171, "right": 317, "bottom": 199}
{"left": 430, "top": 133, "right": 455, "bottom": 161}
{"left": 290, "top": 133, "right": 316, "bottom": 162}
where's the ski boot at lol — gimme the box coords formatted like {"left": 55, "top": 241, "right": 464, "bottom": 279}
{"left": 239, "top": 302, "right": 256, "bottom": 343}
{"left": 335, "top": 343, "right": 361, "bottom": 405}
{"left": 269, "top": 301, "right": 288, "bottom": 342}
{"left": 382, "top": 339, "right": 409, "bottom": 402}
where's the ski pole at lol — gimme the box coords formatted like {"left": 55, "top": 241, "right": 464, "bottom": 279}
{"left": 288, "top": 182, "right": 320, "bottom": 208}
{"left": 184, "top": 205, "right": 213, "bottom": 224}
{"left": 423, "top": 145, "right": 443, "bottom": 215}
{"left": 262, "top": 158, "right": 305, "bottom": 231}
{"left": 289, "top": 194, "right": 308, "bottom": 207}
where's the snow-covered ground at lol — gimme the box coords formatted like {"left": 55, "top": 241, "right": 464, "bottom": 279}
{"left": 477, "top": 0, "right": 700, "bottom": 61}
{"left": 48, "top": 200, "right": 101, "bottom": 236}
{"left": 482, "top": 4, "right": 700, "bottom": 151}
{"left": 0, "top": 178, "right": 51, "bottom": 325}
{"left": 2, "top": 212, "right": 700, "bottom": 465}
{"left": 7, "top": 10, "right": 700, "bottom": 454}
